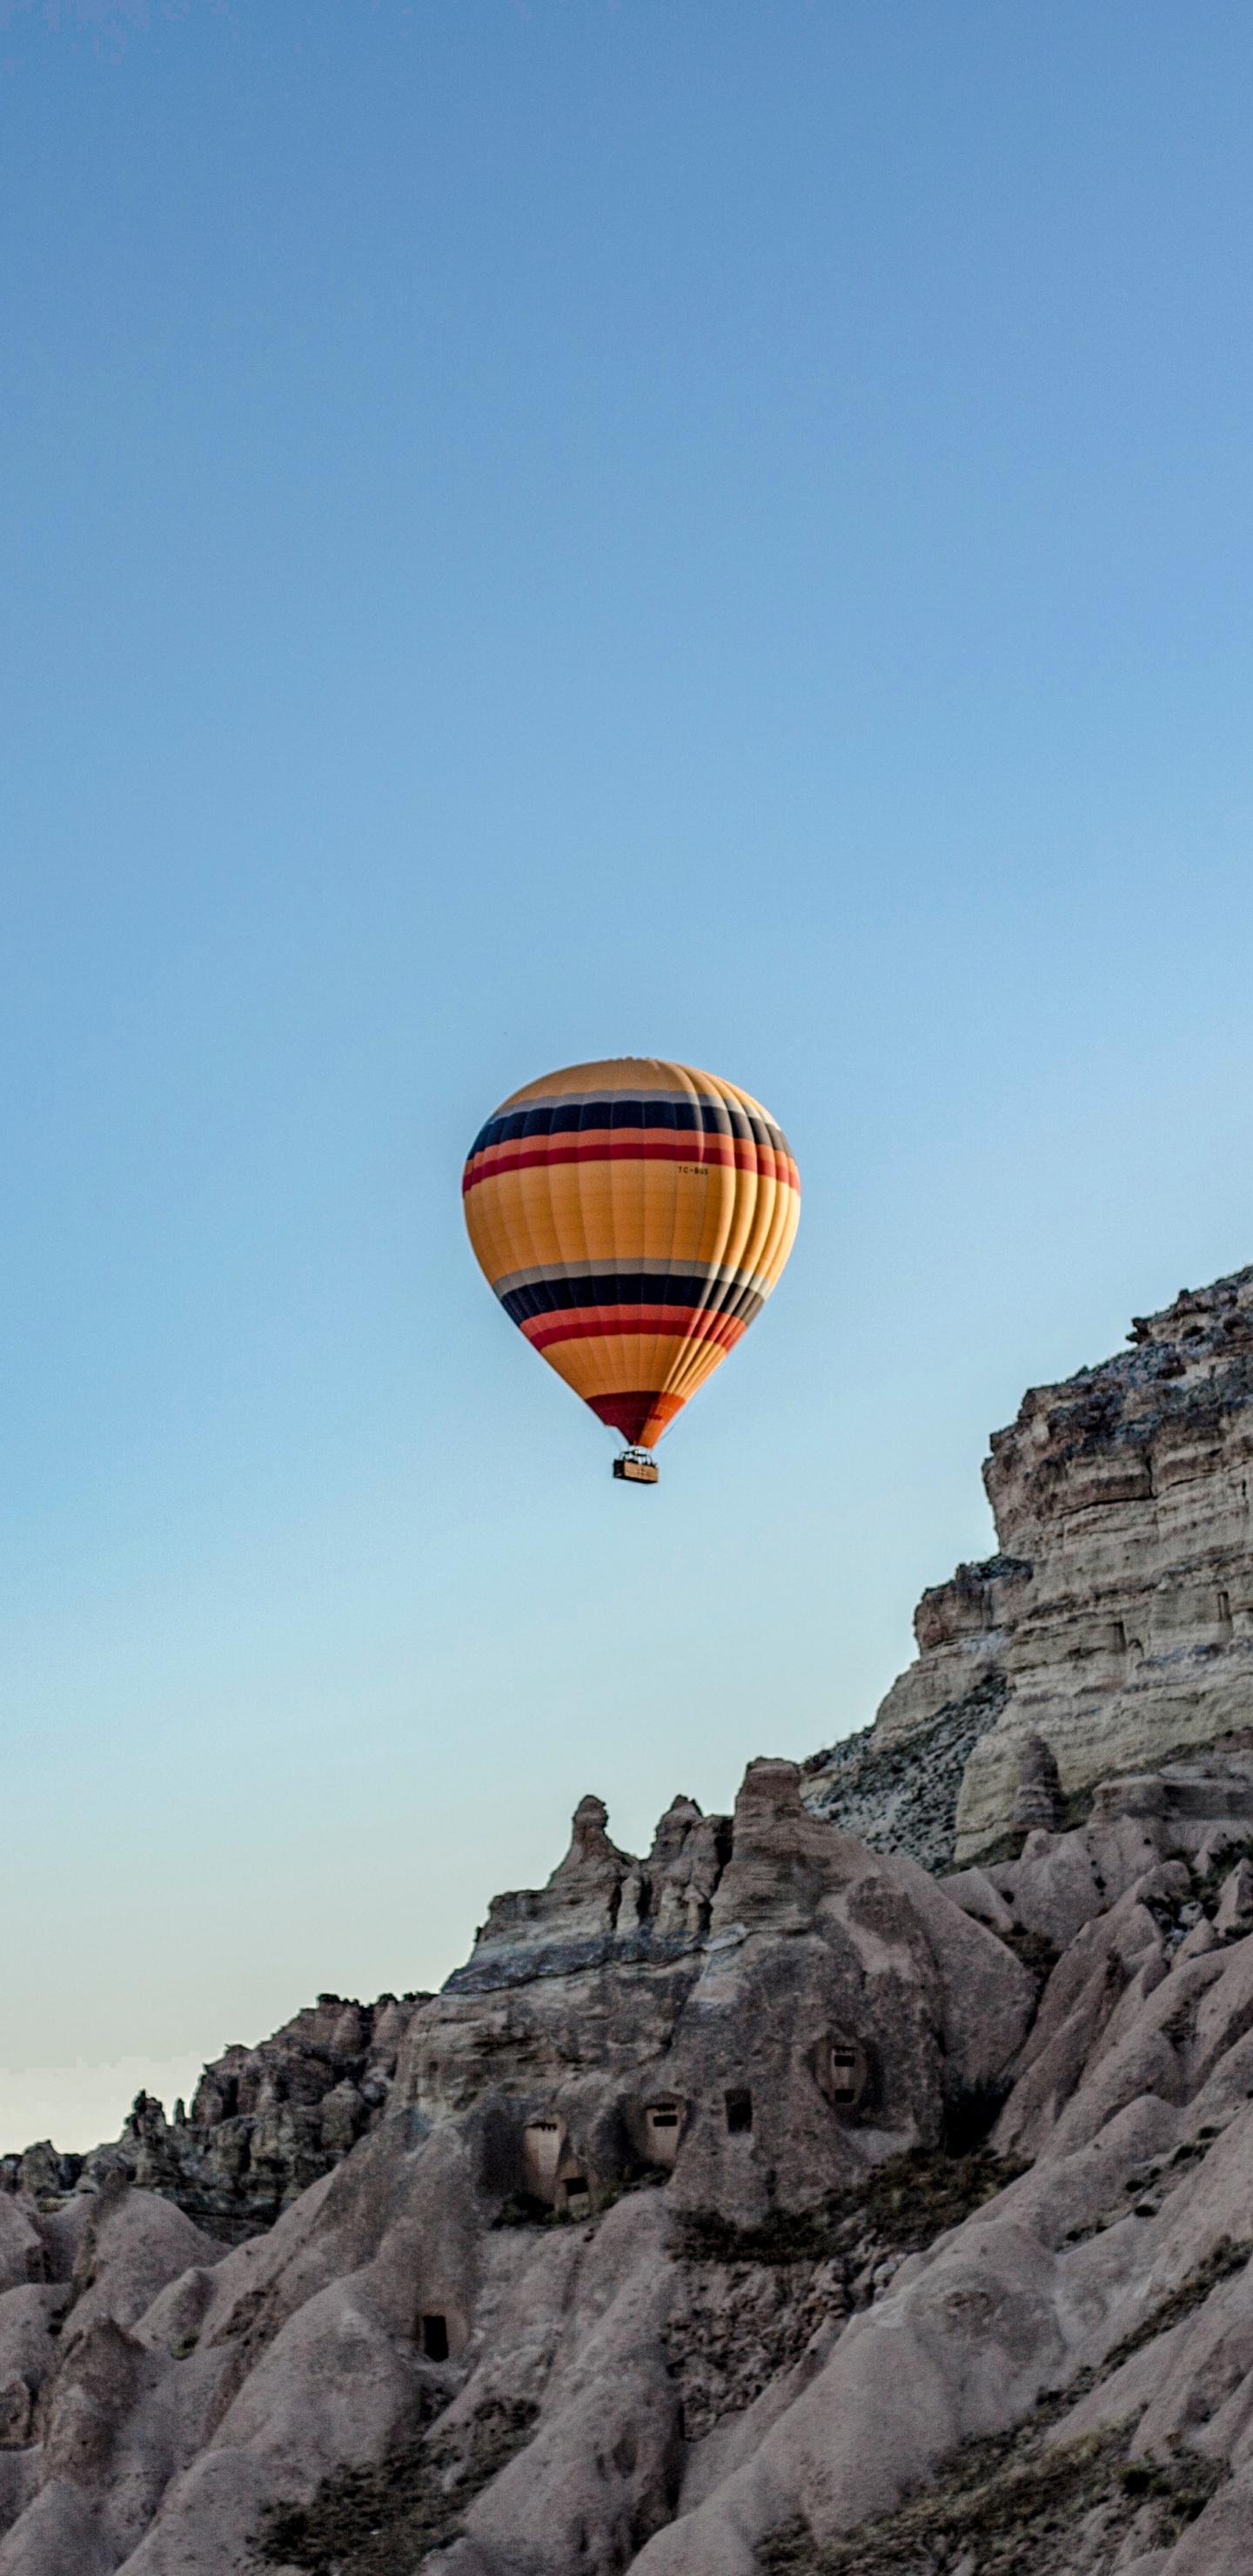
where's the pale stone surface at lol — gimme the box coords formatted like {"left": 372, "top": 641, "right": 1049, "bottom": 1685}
{"left": 2, "top": 1760, "right": 1253, "bottom": 2574}
{"left": 810, "top": 1265, "right": 1253, "bottom": 1866}
{"left": 10, "top": 1244, "right": 1253, "bottom": 2572}
{"left": 0, "top": 1768, "right": 1035, "bottom": 2572}
{"left": 1011, "top": 1734, "right": 1067, "bottom": 1833}
{"left": 1214, "top": 1855, "right": 1253, "bottom": 1938}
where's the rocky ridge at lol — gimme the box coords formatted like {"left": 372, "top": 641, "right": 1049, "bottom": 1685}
{"left": 802, "top": 1671, "right": 1012, "bottom": 1873}
{"left": 5, "top": 1993, "right": 428, "bottom": 2244}
{"left": 806, "top": 1265, "right": 1253, "bottom": 1868}
{"left": 2, "top": 1747, "right": 1253, "bottom": 2573}
{"left": 4, "top": 1263, "right": 1253, "bottom": 2571}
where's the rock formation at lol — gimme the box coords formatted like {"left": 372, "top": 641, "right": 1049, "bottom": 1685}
{"left": 1012, "top": 1734, "right": 1069, "bottom": 1835}
{"left": 4, "top": 1992, "right": 428, "bottom": 2244}
{"left": 3, "top": 1262, "right": 1253, "bottom": 2571}
{"left": 807, "top": 1263, "right": 1253, "bottom": 1866}
{"left": 1, "top": 1745, "right": 1253, "bottom": 2573}
{"left": 802, "top": 1668, "right": 1012, "bottom": 1871}
{"left": 412, "top": 1760, "right": 1035, "bottom": 2234}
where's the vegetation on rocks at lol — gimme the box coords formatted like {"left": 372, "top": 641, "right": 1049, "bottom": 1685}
{"left": 1098, "top": 2234, "right": 1252, "bottom": 2374}
{"left": 756, "top": 2241, "right": 1253, "bottom": 2574}
{"left": 802, "top": 1672, "right": 1012, "bottom": 1873}
{"left": 993, "top": 1924, "right": 1060, "bottom": 1985}
{"left": 664, "top": 2144, "right": 1037, "bottom": 2436}
{"left": 671, "top": 2143, "right": 1031, "bottom": 2269}
{"left": 255, "top": 2397, "right": 540, "bottom": 2575}
{"left": 1192, "top": 1831, "right": 1253, "bottom": 1919}
{"left": 757, "top": 2416, "right": 1227, "bottom": 2574}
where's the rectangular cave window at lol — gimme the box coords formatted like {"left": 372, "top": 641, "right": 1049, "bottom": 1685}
{"left": 564, "top": 2176, "right": 589, "bottom": 2204}
{"left": 830, "top": 2049, "right": 859, "bottom": 2103}
{"left": 725, "top": 2088, "right": 752, "bottom": 2135}
{"left": 646, "top": 2102, "right": 681, "bottom": 2169}
{"left": 523, "top": 2119, "right": 563, "bottom": 2200}
{"left": 421, "top": 2314, "right": 449, "bottom": 2362}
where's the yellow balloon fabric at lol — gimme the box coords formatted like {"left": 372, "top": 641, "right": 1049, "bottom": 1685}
{"left": 462, "top": 1057, "right": 801, "bottom": 1450}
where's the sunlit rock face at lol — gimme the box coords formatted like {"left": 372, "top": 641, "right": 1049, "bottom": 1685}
{"left": 810, "top": 1265, "right": 1253, "bottom": 1867}
{"left": 6, "top": 1271, "right": 1253, "bottom": 2574}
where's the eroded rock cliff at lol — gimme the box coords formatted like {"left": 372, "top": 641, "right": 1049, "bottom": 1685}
{"left": 6, "top": 1265, "right": 1253, "bottom": 2573}
{"left": 2, "top": 1751, "right": 1252, "bottom": 2575}
{"left": 6, "top": 1992, "right": 428, "bottom": 2245}
{"left": 807, "top": 1264, "right": 1253, "bottom": 1867}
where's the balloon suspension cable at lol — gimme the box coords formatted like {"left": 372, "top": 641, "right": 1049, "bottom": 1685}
{"left": 613, "top": 1447, "right": 659, "bottom": 1485}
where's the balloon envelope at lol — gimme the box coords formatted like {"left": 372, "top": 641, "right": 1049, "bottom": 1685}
{"left": 462, "top": 1057, "right": 801, "bottom": 1450}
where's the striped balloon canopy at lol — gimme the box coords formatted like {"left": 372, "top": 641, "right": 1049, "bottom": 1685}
{"left": 462, "top": 1058, "right": 801, "bottom": 1456}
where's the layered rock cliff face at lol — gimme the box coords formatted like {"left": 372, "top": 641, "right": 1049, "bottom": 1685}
{"left": 807, "top": 1264, "right": 1253, "bottom": 1867}
{"left": 2, "top": 1753, "right": 1253, "bottom": 2575}
{"left": 5, "top": 1264, "right": 1253, "bottom": 2573}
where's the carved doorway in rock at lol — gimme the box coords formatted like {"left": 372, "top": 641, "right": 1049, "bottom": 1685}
{"left": 523, "top": 2117, "right": 563, "bottom": 2204}
{"left": 814, "top": 2034, "right": 868, "bottom": 2115}
{"left": 644, "top": 2099, "right": 683, "bottom": 2168}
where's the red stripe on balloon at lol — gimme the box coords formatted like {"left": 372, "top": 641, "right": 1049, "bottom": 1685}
{"left": 587, "top": 1391, "right": 687, "bottom": 1443}
{"left": 462, "top": 1138, "right": 800, "bottom": 1194}
{"left": 520, "top": 1306, "right": 747, "bottom": 1355}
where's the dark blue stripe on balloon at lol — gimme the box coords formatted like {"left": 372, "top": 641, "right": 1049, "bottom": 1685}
{"left": 496, "top": 1271, "right": 767, "bottom": 1328}
{"left": 467, "top": 1097, "right": 788, "bottom": 1159}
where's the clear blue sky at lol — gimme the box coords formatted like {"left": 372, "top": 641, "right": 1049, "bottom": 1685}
{"left": 4, "top": 0, "right": 1253, "bottom": 2150}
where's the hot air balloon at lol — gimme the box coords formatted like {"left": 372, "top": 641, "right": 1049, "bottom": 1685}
{"left": 462, "top": 1057, "right": 800, "bottom": 1479}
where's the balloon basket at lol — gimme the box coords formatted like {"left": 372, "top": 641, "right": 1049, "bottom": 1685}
{"left": 613, "top": 1448, "right": 659, "bottom": 1485}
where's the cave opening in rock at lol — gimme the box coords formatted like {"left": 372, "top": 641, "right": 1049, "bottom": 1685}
{"left": 830, "top": 2048, "right": 859, "bottom": 2102}
{"left": 646, "top": 2101, "right": 681, "bottom": 2167}
{"left": 814, "top": 2036, "right": 867, "bottom": 2114}
{"left": 523, "top": 2117, "right": 562, "bottom": 2202}
{"left": 421, "top": 2314, "right": 449, "bottom": 2362}
{"left": 725, "top": 2088, "right": 753, "bottom": 2134}
{"left": 563, "top": 2176, "right": 589, "bottom": 2206}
